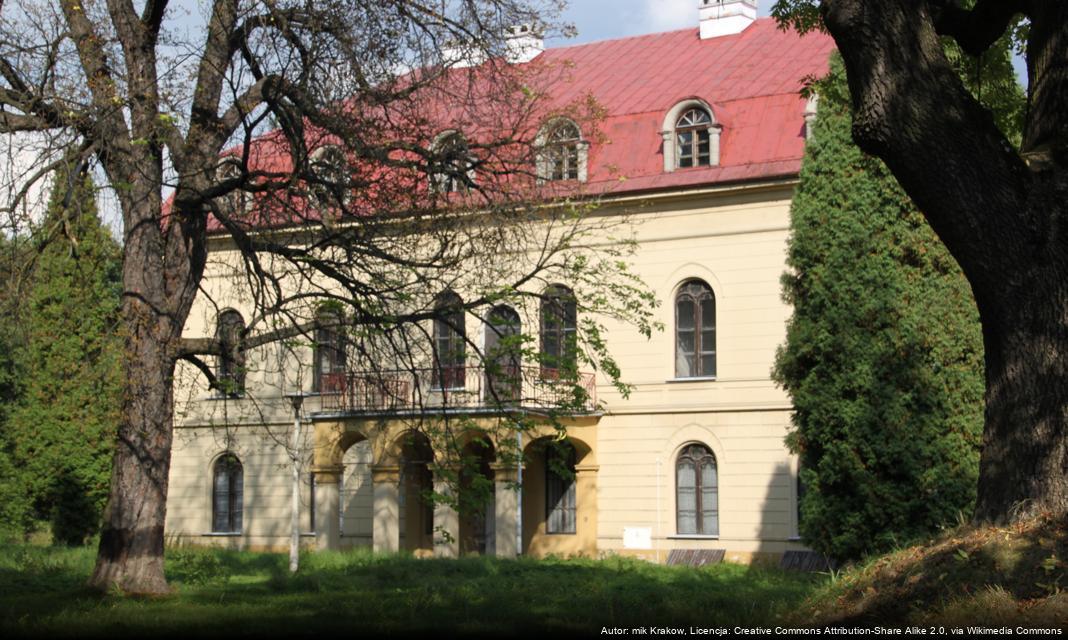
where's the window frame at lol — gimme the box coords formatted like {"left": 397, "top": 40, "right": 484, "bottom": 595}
{"left": 674, "top": 280, "right": 716, "bottom": 379}
{"left": 432, "top": 291, "right": 466, "bottom": 390}
{"left": 675, "top": 108, "right": 713, "bottom": 169}
{"left": 215, "top": 309, "right": 246, "bottom": 397}
{"left": 545, "top": 442, "right": 577, "bottom": 534}
{"left": 675, "top": 443, "right": 718, "bottom": 537}
{"left": 661, "top": 100, "right": 721, "bottom": 172}
{"left": 308, "top": 145, "right": 351, "bottom": 220}
{"left": 484, "top": 304, "right": 522, "bottom": 403}
{"left": 537, "top": 119, "right": 588, "bottom": 183}
{"left": 211, "top": 453, "right": 244, "bottom": 534}
{"left": 539, "top": 285, "right": 577, "bottom": 375}
{"left": 313, "top": 308, "right": 347, "bottom": 393}
{"left": 429, "top": 131, "right": 476, "bottom": 193}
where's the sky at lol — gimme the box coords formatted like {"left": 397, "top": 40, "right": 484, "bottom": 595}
{"left": 555, "top": 0, "right": 1025, "bottom": 84}
{"left": 555, "top": 0, "right": 772, "bottom": 45}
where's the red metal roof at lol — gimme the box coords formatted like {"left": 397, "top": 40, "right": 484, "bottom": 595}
{"left": 199, "top": 19, "right": 832, "bottom": 230}
{"left": 536, "top": 18, "right": 833, "bottom": 192}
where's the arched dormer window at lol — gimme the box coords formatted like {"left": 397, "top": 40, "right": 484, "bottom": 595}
{"left": 675, "top": 280, "right": 716, "bottom": 378}
{"left": 314, "top": 306, "right": 347, "bottom": 393}
{"left": 803, "top": 93, "right": 819, "bottom": 141}
{"left": 433, "top": 291, "right": 466, "bottom": 389}
{"left": 216, "top": 157, "right": 247, "bottom": 217}
{"left": 216, "top": 309, "right": 246, "bottom": 397}
{"left": 308, "top": 145, "right": 349, "bottom": 222}
{"left": 212, "top": 453, "right": 243, "bottom": 534}
{"left": 430, "top": 132, "right": 476, "bottom": 193}
{"left": 676, "top": 443, "right": 718, "bottom": 536}
{"left": 540, "top": 285, "right": 577, "bottom": 374}
{"left": 662, "top": 100, "right": 721, "bottom": 172}
{"left": 537, "top": 119, "right": 588, "bottom": 182}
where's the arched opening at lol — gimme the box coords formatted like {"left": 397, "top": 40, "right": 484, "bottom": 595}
{"left": 458, "top": 436, "right": 496, "bottom": 555}
{"left": 521, "top": 435, "right": 596, "bottom": 556}
{"left": 314, "top": 306, "right": 347, "bottom": 393}
{"left": 540, "top": 285, "right": 577, "bottom": 374}
{"left": 339, "top": 437, "right": 373, "bottom": 548}
{"left": 211, "top": 453, "right": 243, "bottom": 534}
{"left": 484, "top": 304, "right": 521, "bottom": 404}
{"left": 433, "top": 290, "right": 466, "bottom": 390}
{"left": 429, "top": 131, "right": 475, "bottom": 193}
{"left": 675, "top": 279, "right": 716, "bottom": 378}
{"left": 216, "top": 309, "right": 246, "bottom": 397}
{"left": 398, "top": 431, "right": 434, "bottom": 553}
{"left": 676, "top": 443, "right": 718, "bottom": 536}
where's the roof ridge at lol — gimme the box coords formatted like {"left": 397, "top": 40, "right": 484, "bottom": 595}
{"left": 542, "top": 16, "right": 778, "bottom": 53}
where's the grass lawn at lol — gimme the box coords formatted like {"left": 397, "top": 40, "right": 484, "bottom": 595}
{"left": 0, "top": 545, "right": 821, "bottom": 637}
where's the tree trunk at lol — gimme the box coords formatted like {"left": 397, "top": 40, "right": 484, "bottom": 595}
{"left": 86, "top": 175, "right": 204, "bottom": 593}
{"left": 819, "top": 0, "right": 1068, "bottom": 524}
{"left": 975, "top": 252, "right": 1068, "bottom": 523}
{"left": 87, "top": 297, "right": 179, "bottom": 595}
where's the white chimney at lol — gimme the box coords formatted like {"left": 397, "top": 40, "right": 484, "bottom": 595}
{"left": 505, "top": 24, "right": 544, "bottom": 63}
{"left": 699, "top": 0, "right": 757, "bottom": 39}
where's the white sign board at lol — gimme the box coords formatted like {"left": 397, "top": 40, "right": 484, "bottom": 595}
{"left": 622, "top": 527, "right": 652, "bottom": 550}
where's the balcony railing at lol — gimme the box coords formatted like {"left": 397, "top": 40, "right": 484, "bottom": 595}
{"left": 318, "top": 365, "right": 597, "bottom": 414}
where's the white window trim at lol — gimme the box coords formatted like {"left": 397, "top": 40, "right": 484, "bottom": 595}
{"left": 429, "top": 130, "right": 477, "bottom": 193}
{"left": 661, "top": 99, "right": 722, "bottom": 172}
{"left": 534, "top": 118, "right": 589, "bottom": 184}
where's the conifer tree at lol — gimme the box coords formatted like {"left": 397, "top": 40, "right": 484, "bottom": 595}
{"left": 773, "top": 56, "right": 989, "bottom": 561}
{"left": 0, "top": 234, "right": 31, "bottom": 539}
{"left": 6, "top": 167, "right": 121, "bottom": 545}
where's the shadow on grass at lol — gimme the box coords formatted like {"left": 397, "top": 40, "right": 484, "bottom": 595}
{"left": 793, "top": 512, "right": 1068, "bottom": 625}
{"left": 1, "top": 545, "right": 821, "bottom": 637}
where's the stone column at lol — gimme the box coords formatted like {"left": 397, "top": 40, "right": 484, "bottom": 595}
{"left": 432, "top": 470, "right": 460, "bottom": 558}
{"left": 491, "top": 463, "right": 519, "bottom": 558}
{"left": 313, "top": 465, "right": 343, "bottom": 551}
{"left": 371, "top": 464, "right": 401, "bottom": 554}
{"left": 575, "top": 463, "right": 600, "bottom": 556}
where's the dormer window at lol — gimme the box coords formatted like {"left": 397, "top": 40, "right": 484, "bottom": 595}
{"left": 662, "top": 100, "right": 721, "bottom": 172}
{"left": 308, "top": 146, "right": 350, "bottom": 220}
{"left": 430, "top": 132, "right": 476, "bottom": 193}
{"left": 537, "top": 120, "right": 588, "bottom": 182}
{"left": 215, "top": 158, "right": 246, "bottom": 217}
{"left": 676, "top": 108, "right": 713, "bottom": 168}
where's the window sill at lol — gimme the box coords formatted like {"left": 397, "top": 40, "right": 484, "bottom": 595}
{"left": 201, "top": 532, "right": 242, "bottom": 537}
{"left": 667, "top": 534, "right": 719, "bottom": 540}
{"left": 787, "top": 536, "right": 802, "bottom": 542}
{"left": 204, "top": 394, "right": 246, "bottom": 401}
{"left": 665, "top": 377, "right": 717, "bottom": 384}
{"left": 546, "top": 531, "right": 577, "bottom": 536}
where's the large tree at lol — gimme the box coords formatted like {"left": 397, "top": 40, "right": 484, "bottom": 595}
{"left": 772, "top": 0, "right": 1068, "bottom": 525}
{"left": 0, "top": 0, "right": 654, "bottom": 594}
{"left": 774, "top": 56, "right": 986, "bottom": 562}
{"left": 7, "top": 166, "right": 121, "bottom": 546}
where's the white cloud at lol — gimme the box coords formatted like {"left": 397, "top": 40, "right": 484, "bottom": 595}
{"left": 643, "top": 0, "right": 695, "bottom": 32}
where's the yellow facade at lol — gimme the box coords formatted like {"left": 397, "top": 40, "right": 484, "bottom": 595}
{"left": 167, "top": 180, "right": 807, "bottom": 563}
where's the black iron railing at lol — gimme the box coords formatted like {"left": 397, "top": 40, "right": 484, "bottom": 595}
{"left": 318, "top": 365, "right": 596, "bottom": 414}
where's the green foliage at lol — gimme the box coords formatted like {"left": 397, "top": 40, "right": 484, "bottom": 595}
{"left": 0, "top": 544, "right": 820, "bottom": 634}
{"left": 773, "top": 56, "right": 986, "bottom": 562}
{"left": 5, "top": 167, "right": 122, "bottom": 545}
{"left": 0, "top": 234, "right": 32, "bottom": 540}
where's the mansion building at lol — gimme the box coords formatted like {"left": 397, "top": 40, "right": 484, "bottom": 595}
{"left": 166, "top": 0, "right": 835, "bottom": 564}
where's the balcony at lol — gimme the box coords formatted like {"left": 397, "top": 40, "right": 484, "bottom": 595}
{"left": 317, "top": 365, "right": 597, "bottom": 415}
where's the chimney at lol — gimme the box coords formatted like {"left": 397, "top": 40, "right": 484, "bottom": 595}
{"left": 699, "top": 0, "right": 757, "bottom": 39}
{"left": 505, "top": 24, "right": 544, "bottom": 63}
